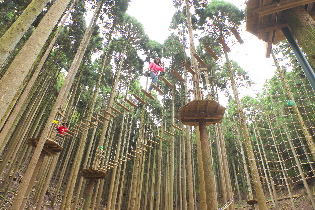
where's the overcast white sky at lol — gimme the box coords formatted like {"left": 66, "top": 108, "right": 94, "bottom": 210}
{"left": 127, "top": 0, "right": 276, "bottom": 97}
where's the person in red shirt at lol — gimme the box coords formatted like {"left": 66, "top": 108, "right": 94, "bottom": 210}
{"left": 148, "top": 57, "right": 165, "bottom": 92}
{"left": 56, "top": 123, "right": 68, "bottom": 135}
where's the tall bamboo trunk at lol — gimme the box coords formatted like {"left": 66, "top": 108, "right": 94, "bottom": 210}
{"left": 0, "top": 0, "right": 52, "bottom": 65}
{"left": 224, "top": 49, "right": 268, "bottom": 210}
{"left": 0, "top": 2, "right": 73, "bottom": 140}
{"left": 0, "top": 0, "right": 72, "bottom": 127}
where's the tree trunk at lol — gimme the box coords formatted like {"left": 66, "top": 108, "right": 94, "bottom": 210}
{"left": 0, "top": 0, "right": 72, "bottom": 126}
{"left": 0, "top": 0, "right": 52, "bottom": 65}
{"left": 283, "top": 6, "right": 315, "bottom": 69}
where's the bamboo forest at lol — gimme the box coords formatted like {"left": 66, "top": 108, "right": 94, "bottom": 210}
{"left": 2, "top": 0, "right": 315, "bottom": 209}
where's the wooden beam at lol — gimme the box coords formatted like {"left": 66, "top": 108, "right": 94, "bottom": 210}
{"left": 91, "top": 116, "right": 103, "bottom": 124}
{"left": 193, "top": 53, "right": 207, "bottom": 67}
{"left": 110, "top": 107, "right": 123, "bottom": 115}
{"left": 218, "top": 37, "right": 231, "bottom": 52}
{"left": 124, "top": 98, "right": 138, "bottom": 108}
{"left": 165, "top": 130, "right": 175, "bottom": 136}
{"left": 97, "top": 114, "right": 110, "bottom": 121}
{"left": 103, "top": 110, "right": 115, "bottom": 118}
{"left": 172, "top": 124, "right": 182, "bottom": 131}
{"left": 254, "top": 0, "right": 314, "bottom": 16}
{"left": 231, "top": 28, "right": 244, "bottom": 44}
{"left": 182, "top": 61, "right": 196, "bottom": 74}
{"left": 160, "top": 76, "right": 174, "bottom": 89}
{"left": 132, "top": 94, "right": 146, "bottom": 104}
{"left": 141, "top": 89, "right": 155, "bottom": 100}
{"left": 151, "top": 83, "right": 164, "bottom": 95}
{"left": 117, "top": 102, "right": 130, "bottom": 112}
{"left": 171, "top": 69, "right": 185, "bottom": 82}
{"left": 205, "top": 46, "right": 219, "bottom": 61}
{"left": 148, "top": 139, "right": 159, "bottom": 145}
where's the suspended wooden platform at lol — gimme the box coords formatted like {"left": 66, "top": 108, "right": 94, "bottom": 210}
{"left": 27, "top": 138, "right": 63, "bottom": 155}
{"left": 92, "top": 116, "right": 103, "bottom": 124}
{"left": 80, "top": 169, "right": 106, "bottom": 179}
{"left": 246, "top": 0, "right": 315, "bottom": 56}
{"left": 141, "top": 89, "right": 155, "bottom": 100}
{"left": 160, "top": 76, "right": 174, "bottom": 89}
{"left": 177, "top": 100, "right": 226, "bottom": 126}
{"left": 132, "top": 94, "right": 146, "bottom": 104}
{"left": 171, "top": 69, "right": 185, "bottom": 82}
{"left": 151, "top": 83, "right": 164, "bottom": 95}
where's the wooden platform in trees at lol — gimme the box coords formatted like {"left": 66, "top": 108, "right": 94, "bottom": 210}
{"left": 246, "top": 0, "right": 315, "bottom": 51}
{"left": 80, "top": 169, "right": 106, "bottom": 179}
{"left": 27, "top": 138, "right": 63, "bottom": 155}
{"left": 177, "top": 100, "right": 225, "bottom": 126}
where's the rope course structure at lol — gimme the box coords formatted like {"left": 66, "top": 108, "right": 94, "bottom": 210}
{"left": 2, "top": 0, "right": 315, "bottom": 210}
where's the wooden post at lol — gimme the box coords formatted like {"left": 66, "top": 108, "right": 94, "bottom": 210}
{"left": 82, "top": 178, "right": 95, "bottom": 210}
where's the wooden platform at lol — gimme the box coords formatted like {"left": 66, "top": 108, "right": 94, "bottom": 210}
{"left": 28, "top": 138, "right": 63, "bottom": 155}
{"left": 80, "top": 169, "right": 106, "bottom": 179}
{"left": 177, "top": 100, "right": 225, "bottom": 126}
{"left": 246, "top": 0, "right": 315, "bottom": 55}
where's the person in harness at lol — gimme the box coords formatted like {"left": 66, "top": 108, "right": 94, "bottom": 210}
{"left": 148, "top": 57, "right": 165, "bottom": 93}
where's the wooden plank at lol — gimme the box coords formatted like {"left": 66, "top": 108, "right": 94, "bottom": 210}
{"left": 165, "top": 130, "right": 175, "bottom": 136}
{"left": 151, "top": 83, "right": 164, "bottom": 95}
{"left": 143, "top": 144, "right": 154, "bottom": 149}
{"left": 171, "top": 69, "right": 185, "bottom": 82}
{"left": 172, "top": 124, "right": 183, "bottom": 131}
{"left": 205, "top": 46, "right": 219, "bottom": 61}
{"left": 91, "top": 116, "right": 103, "bottom": 124}
{"left": 254, "top": 0, "right": 314, "bottom": 17}
{"left": 160, "top": 76, "right": 174, "bottom": 89}
{"left": 218, "top": 37, "right": 231, "bottom": 52}
{"left": 110, "top": 107, "right": 123, "bottom": 115}
{"left": 182, "top": 61, "right": 195, "bottom": 74}
{"left": 81, "top": 122, "right": 92, "bottom": 129}
{"left": 132, "top": 94, "right": 146, "bottom": 104}
{"left": 88, "top": 120, "right": 98, "bottom": 126}
{"left": 127, "top": 153, "right": 136, "bottom": 158}
{"left": 193, "top": 53, "right": 207, "bottom": 67}
{"left": 57, "top": 111, "right": 65, "bottom": 118}
{"left": 117, "top": 102, "right": 130, "bottom": 112}
{"left": 231, "top": 28, "right": 244, "bottom": 44}
{"left": 97, "top": 114, "right": 110, "bottom": 121}
{"left": 137, "top": 147, "right": 147, "bottom": 152}
{"left": 104, "top": 110, "right": 115, "bottom": 118}
{"left": 76, "top": 125, "right": 87, "bottom": 131}
{"left": 156, "top": 135, "right": 167, "bottom": 141}
{"left": 148, "top": 139, "right": 159, "bottom": 145}
{"left": 124, "top": 98, "right": 138, "bottom": 108}
{"left": 131, "top": 150, "right": 142, "bottom": 155}
{"left": 141, "top": 89, "right": 155, "bottom": 100}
